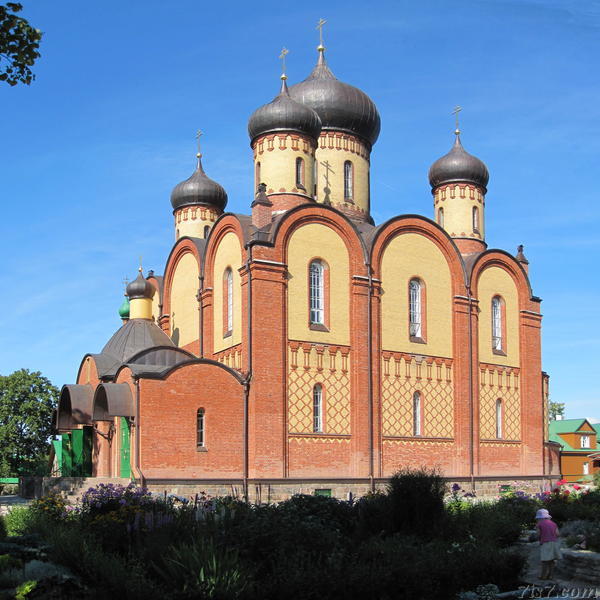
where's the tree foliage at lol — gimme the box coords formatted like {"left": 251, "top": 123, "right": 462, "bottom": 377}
{"left": 0, "top": 369, "right": 58, "bottom": 476}
{"left": 0, "top": 3, "right": 42, "bottom": 86}
{"left": 549, "top": 401, "right": 565, "bottom": 421}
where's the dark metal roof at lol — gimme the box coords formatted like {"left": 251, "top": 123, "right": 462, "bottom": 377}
{"left": 126, "top": 270, "right": 156, "bottom": 300}
{"left": 289, "top": 50, "right": 381, "bottom": 147}
{"left": 100, "top": 319, "right": 175, "bottom": 368}
{"left": 93, "top": 383, "right": 134, "bottom": 421}
{"left": 170, "top": 156, "right": 228, "bottom": 212}
{"left": 428, "top": 133, "right": 489, "bottom": 190}
{"left": 248, "top": 78, "right": 322, "bottom": 144}
{"left": 56, "top": 384, "right": 94, "bottom": 431}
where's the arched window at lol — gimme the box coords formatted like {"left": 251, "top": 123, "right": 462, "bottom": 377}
{"left": 309, "top": 260, "right": 325, "bottom": 325}
{"left": 496, "top": 399, "right": 503, "bottom": 439}
{"left": 438, "top": 207, "right": 444, "bottom": 227}
{"left": 344, "top": 161, "right": 353, "bottom": 200}
{"left": 409, "top": 279, "right": 422, "bottom": 339}
{"left": 472, "top": 206, "right": 480, "bottom": 232}
{"left": 313, "top": 160, "right": 318, "bottom": 197}
{"left": 491, "top": 296, "right": 503, "bottom": 352}
{"left": 313, "top": 384, "right": 323, "bottom": 433}
{"left": 224, "top": 268, "right": 233, "bottom": 336}
{"left": 255, "top": 162, "right": 261, "bottom": 190}
{"left": 296, "top": 157, "right": 305, "bottom": 188}
{"left": 197, "top": 408, "right": 205, "bottom": 448}
{"left": 413, "top": 391, "right": 422, "bottom": 436}
{"left": 203, "top": 225, "right": 210, "bottom": 238}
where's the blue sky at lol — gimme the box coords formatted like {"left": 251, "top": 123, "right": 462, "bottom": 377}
{"left": 0, "top": 0, "right": 598, "bottom": 420}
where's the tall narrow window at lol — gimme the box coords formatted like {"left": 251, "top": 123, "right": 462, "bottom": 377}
{"left": 344, "top": 161, "right": 353, "bottom": 200}
{"left": 203, "top": 225, "right": 210, "bottom": 238}
{"left": 472, "top": 206, "right": 480, "bottom": 232}
{"left": 313, "top": 384, "right": 323, "bottom": 433}
{"left": 496, "top": 399, "right": 503, "bottom": 439}
{"left": 255, "top": 161, "right": 261, "bottom": 190}
{"left": 296, "top": 157, "right": 305, "bottom": 188}
{"left": 409, "top": 279, "right": 422, "bottom": 338}
{"left": 413, "top": 391, "right": 422, "bottom": 436}
{"left": 581, "top": 435, "right": 590, "bottom": 449}
{"left": 438, "top": 207, "right": 444, "bottom": 227}
{"left": 491, "top": 296, "right": 503, "bottom": 351}
{"left": 313, "top": 160, "right": 318, "bottom": 197}
{"left": 224, "top": 268, "right": 233, "bottom": 336}
{"left": 309, "top": 260, "right": 325, "bottom": 325}
{"left": 583, "top": 462, "right": 590, "bottom": 475}
{"left": 197, "top": 408, "right": 205, "bottom": 448}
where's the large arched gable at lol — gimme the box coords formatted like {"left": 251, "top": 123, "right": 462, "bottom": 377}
{"left": 76, "top": 354, "right": 103, "bottom": 386}
{"left": 470, "top": 250, "right": 535, "bottom": 309}
{"left": 162, "top": 237, "right": 202, "bottom": 320}
{"left": 268, "top": 204, "right": 368, "bottom": 271}
{"left": 370, "top": 215, "right": 467, "bottom": 296}
{"left": 202, "top": 215, "right": 247, "bottom": 290}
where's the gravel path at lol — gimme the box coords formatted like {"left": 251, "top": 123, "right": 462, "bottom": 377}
{"left": 0, "top": 495, "right": 30, "bottom": 516}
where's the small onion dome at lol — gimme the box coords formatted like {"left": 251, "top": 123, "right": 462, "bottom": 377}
{"left": 118, "top": 296, "right": 130, "bottom": 319}
{"left": 289, "top": 49, "right": 381, "bottom": 147}
{"left": 248, "top": 77, "right": 322, "bottom": 144}
{"left": 428, "top": 132, "right": 489, "bottom": 190}
{"left": 170, "top": 155, "right": 228, "bottom": 212}
{"left": 126, "top": 269, "right": 155, "bottom": 300}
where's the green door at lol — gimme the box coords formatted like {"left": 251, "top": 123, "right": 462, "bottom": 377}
{"left": 61, "top": 433, "right": 72, "bottom": 477}
{"left": 119, "top": 417, "right": 131, "bottom": 478}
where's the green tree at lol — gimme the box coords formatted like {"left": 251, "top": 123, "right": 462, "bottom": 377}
{"left": 549, "top": 401, "right": 565, "bottom": 421}
{"left": 0, "top": 3, "right": 42, "bottom": 86}
{"left": 0, "top": 369, "right": 58, "bottom": 476}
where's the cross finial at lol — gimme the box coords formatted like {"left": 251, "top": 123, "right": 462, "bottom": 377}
{"left": 452, "top": 105, "right": 462, "bottom": 135}
{"left": 196, "top": 129, "right": 203, "bottom": 158}
{"left": 279, "top": 47, "right": 289, "bottom": 80}
{"left": 316, "top": 18, "right": 327, "bottom": 51}
{"left": 123, "top": 276, "right": 130, "bottom": 290}
{"left": 139, "top": 256, "right": 143, "bottom": 273}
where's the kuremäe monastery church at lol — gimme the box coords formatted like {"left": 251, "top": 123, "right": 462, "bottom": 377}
{"left": 55, "top": 35, "right": 560, "bottom": 499}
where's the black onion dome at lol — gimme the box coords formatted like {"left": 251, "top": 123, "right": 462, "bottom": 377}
{"left": 170, "top": 156, "right": 228, "bottom": 212}
{"left": 248, "top": 78, "right": 322, "bottom": 143}
{"left": 288, "top": 50, "right": 381, "bottom": 147}
{"left": 126, "top": 270, "right": 156, "bottom": 300}
{"left": 428, "top": 133, "right": 489, "bottom": 190}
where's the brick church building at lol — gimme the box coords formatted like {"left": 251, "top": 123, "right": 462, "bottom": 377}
{"left": 55, "top": 39, "right": 560, "bottom": 499}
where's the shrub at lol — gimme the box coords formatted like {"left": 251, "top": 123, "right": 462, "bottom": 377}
{"left": 153, "top": 537, "right": 251, "bottom": 599}
{"left": 386, "top": 467, "right": 447, "bottom": 537}
{"left": 80, "top": 482, "right": 154, "bottom": 517}
{"left": 5, "top": 506, "right": 36, "bottom": 536}
{"left": 0, "top": 515, "right": 6, "bottom": 540}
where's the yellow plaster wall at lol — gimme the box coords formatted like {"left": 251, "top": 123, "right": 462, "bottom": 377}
{"left": 151, "top": 288, "right": 160, "bottom": 322}
{"left": 434, "top": 185, "right": 485, "bottom": 240}
{"left": 380, "top": 233, "right": 453, "bottom": 356}
{"left": 130, "top": 298, "right": 153, "bottom": 320}
{"left": 174, "top": 207, "right": 219, "bottom": 241}
{"left": 287, "top": 223, "right": 349, "bottom": 345}
{"left": 213, "top": 232, "right": 243, "bottom": 352}
{"left": 477, "top": 266, "right": 520, "bottom": 367}
{"left": 170, "top": 252, "right": 199, "bottom": 348}
{"left": 254, "top": 134, "right": 315, "bottom": 197}
{"left": 315, "top": 146, "right": 370, "bottom": 216}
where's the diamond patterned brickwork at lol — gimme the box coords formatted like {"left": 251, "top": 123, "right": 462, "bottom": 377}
{"left": 288, "top": 343, "right": 351, "bottom": 434}
{"left": 381, "top": 353, "right": 454, "bottom": 438}
{"left": 479, "top": 366, "right": 521, "bottom": 440}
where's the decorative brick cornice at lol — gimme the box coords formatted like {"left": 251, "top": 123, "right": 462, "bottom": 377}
{"left": 252, "top": 133, "right": 317, "bottom": 157}
{"left": 317, "top": 131, "right": 370, "bottom": 162}
{"left": 175, "top": 206, "right": 220, "bottom": 223}
{"left": 433, "top": 183, "right": 485, "bottom": 202}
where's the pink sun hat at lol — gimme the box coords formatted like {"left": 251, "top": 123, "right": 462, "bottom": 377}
{"left": 535, "top": 508, "right": 551, "bottom": 519}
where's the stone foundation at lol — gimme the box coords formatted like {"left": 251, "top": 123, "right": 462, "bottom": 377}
{"left": 22, "top": 475, "right": 559, "bottom": 503}
{"left": 559, "top": 549, "right": 600, "bottom": 585}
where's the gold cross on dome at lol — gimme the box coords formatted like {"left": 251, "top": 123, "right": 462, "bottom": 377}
{"left": 139, "top": 255, "right": 143, "bottom": 273}
{"left": 279, "top": 47, "right": 289, "bottom": 77}
{"left": 196, "top": 129, "right": 203, "bottom": 156}
{"left": 452, "top": 105, "right": 462, "bottom": 133}
{"left": 122, "top": 276, "right": 130, "bottom": 289}
{"left": 316, "top": 18, "right": 327, "bottom": 48}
